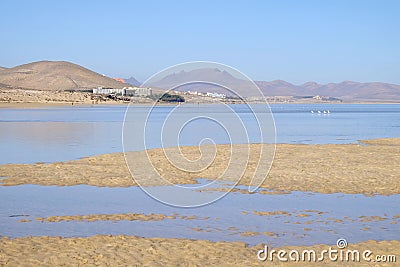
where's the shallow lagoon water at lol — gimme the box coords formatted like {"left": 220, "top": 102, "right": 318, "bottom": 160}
{"left": 0, "top": 104, "right": 399, "bottom": 164}
{"left": 0, "top": 180, "right": 399, "bottom": 246}
{"left": 0, "top": 103, "right": 399, "bottom": 246}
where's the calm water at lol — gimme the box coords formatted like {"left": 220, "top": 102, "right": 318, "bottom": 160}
{"left": 0, "top": 103, "right": 399, "bottom": 164}
{"left": 0, "top": 181, "right": 399, "bottom": 246}
{"left": 0, "top": 103, "right": 399, "bottom": 246}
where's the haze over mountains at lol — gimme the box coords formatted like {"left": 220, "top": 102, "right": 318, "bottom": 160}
{"left": 125, "top": 76, "right": 141, "bottom": 86}
{"left": 255, "top": 80, "right": 400, "bottom": 101}
{"left": 1, "top": 61, "right": 399, "bottom": 101}
{"left": 147, "top": 68, "right": 400, "bottom": 101}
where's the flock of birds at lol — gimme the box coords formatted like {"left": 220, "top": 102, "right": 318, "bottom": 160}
{"left": 310, "top": 110, "right": 331, "bottom": 114}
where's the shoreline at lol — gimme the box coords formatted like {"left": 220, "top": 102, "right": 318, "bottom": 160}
{"left": 1, "top": 100, "right": 400, "bottom": 109}
{"left": 1, "top": 87, "right": 399, "bottom": 109}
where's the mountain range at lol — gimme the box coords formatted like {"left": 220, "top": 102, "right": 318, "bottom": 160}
{"left": 1, "top": 61, "right": 399, "bottom": 101}
{"left": 254, "top": 80, "right": 400, "bottom": 101}
{"left": 146, "top": 68, "right": 400, "bottom": 101}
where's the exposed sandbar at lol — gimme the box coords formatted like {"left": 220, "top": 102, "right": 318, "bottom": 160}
{"left": 1, "top": 138, "right": 399, "bottom": 195}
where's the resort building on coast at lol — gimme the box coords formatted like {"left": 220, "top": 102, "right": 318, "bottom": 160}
{"left": 93, "top": 86, "right": 152, "bottom": 97}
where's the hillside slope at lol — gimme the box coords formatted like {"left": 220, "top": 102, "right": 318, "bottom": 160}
{"left": 0, "top": 61, "right": 125, "bottom": 90}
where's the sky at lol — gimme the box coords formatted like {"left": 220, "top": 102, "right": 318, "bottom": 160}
{"left": 1, "top": 0, "right": 399, "bottom": 84}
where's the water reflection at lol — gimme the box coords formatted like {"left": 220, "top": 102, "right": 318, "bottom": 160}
{"left": 0, "top": 104, "right": 399, "bottom": 164}
{"left": 0, "top": 181, "right": 398, "bottom": 246}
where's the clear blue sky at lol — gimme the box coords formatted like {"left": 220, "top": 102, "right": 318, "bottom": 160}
{"left": 1, "top": 0, "right": 399, "bottom": 84}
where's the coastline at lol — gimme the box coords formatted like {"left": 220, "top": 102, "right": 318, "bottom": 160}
{"left": 1, "top": 89, "right": 400, "bottom": 109}
{"left": 1, "top": 101, "right": 400, "bottom": 109}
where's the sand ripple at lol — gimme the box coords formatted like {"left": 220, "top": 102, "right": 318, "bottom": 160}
{"left": 1, "top": 138, "right": 399, "bottom": 195}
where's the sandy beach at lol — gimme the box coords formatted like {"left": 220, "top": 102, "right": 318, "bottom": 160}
{"left": 0, "top": 235, "right": 398, "bottom": 266}
{"left": 1, "top": 138, "right": 399, "bottom": 195}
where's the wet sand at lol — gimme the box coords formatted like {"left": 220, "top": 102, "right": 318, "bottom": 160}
{"left": 1, "top": 138, "right": 399, "bottom": 195}
{"left": 35, "top": 213, "right": 176, "bottom": 223}
{"left": 0, "top": 235, "right": 398, "bottom": 266}
{"left": 24, "top": 213, "right": 208, "bottom": 223}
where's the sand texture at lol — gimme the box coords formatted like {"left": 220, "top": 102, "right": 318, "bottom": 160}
{"left": 1, "top": 138, "right": 399, "bottom": 195}
{"left": 27, "top": 213, "right": 208, "bottom": 223}
{"left": 0, "top": 235, "right": 398, "bottom": 266}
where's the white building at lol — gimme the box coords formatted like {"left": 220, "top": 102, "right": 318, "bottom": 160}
{"left": 206, "top": 92, "right": 226, "bottom": 98}
{"left": 93, "top": 86, "right": 152, "bottom": 97}
{"left": 93, "top": 87, "right": 125, "bottom": 95}
{"left": 124, "top": 87, "right": 152, "bottom": 97}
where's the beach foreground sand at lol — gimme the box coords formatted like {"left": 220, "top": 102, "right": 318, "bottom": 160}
{"left": 0, "top": 235, "right": 398, "bottom": 266}
{"left": 1, "top": 138, "right": 399, "bottom": 195}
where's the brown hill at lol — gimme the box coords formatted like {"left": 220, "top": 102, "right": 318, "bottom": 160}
{"left": 255, "top": 80, "right": 307, "bottom": 96}
{"left": 0, "top": 61, "right": 125, "bottom": 90}
{"left": 314, "top": 81, "right": 400, "bottom": 101}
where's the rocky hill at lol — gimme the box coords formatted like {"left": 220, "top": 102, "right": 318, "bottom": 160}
{"left": 0, "top": 61, "right": 126, "bottom": 91}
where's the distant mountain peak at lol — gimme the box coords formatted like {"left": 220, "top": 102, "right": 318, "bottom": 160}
{"left": 302, "top": 81, "right": 320, "bottom": 86}
{"left": 340, "top": 80, "right": 358, "bottom": 85}
{"left": 269, "top": 80, "right": 294, "bottom": 85}
{"left": 148, "top": 67, "right": 239, "bottom": 87}
{"left": 125, "top": 76, "right": 141, "bottom": 86}
{"left": 301, "top": 81, "right": 321, "bottom": 90}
